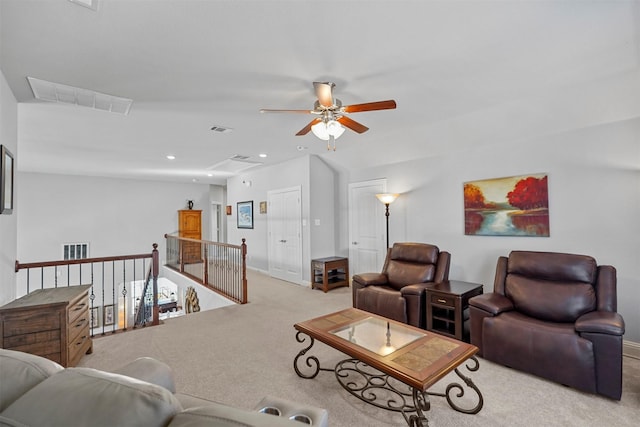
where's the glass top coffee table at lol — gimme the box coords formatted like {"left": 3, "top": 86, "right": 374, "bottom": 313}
{"left": 293, "top": 308, "right": 483, "bottom": 427}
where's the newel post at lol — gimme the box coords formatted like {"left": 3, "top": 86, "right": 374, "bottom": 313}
{"left": 152, "top": 243, "right": 160, "bottom": 325}
{"left": 241, "top": 238, "right": 247, "bottom": 304}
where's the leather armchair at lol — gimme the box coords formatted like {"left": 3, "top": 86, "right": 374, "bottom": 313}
{"left": 352, "top": 242, "right": 450, "bottom": 328}
{"left": 469, "top": 251, "right": 625, "bottom": 400}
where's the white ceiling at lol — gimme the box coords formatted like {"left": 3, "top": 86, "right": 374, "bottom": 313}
{"left": 1, "top": 0, "right": 639, "bottom": 185}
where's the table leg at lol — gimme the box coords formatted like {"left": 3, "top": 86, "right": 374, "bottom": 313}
{"left": 293, "top": 331, "right": 333, "bottom": 379}
{"left": 425, "top": 356, "right": 484, "bottom": 414}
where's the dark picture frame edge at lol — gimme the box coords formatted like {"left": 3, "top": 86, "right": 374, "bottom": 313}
{"left": 0, "top": 145, "right": 14, "bottom": 215}
{"left": 237, "top": 200, "right": 254, "bottom": 229}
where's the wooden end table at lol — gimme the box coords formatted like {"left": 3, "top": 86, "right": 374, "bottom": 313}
{"left": 425, "top": 280, "right": 483, "bottom": 342}
{"left": 311, "top": 256, "right": 349, "bottom": 293}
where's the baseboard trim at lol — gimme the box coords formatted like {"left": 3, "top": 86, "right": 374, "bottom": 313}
{"left": 623, "top": 340, "right": 640, "bottom": 360}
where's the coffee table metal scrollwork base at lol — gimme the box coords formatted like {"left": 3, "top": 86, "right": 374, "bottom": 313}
{"left": 293, "top": 331, "right": 483, "bottom": 427}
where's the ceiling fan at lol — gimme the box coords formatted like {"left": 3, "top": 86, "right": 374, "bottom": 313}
{"left": 260, "top": 82, "right": 397, "bottom": 150}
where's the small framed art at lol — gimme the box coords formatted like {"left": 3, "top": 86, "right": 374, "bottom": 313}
{"left": 103, "top": 304, "right": 115, "bottom": 326}
{"left": 237, "top": 201, "right": 253, "bottom": 229}
{"left": 0, "top": 145, "right": 14, "bottom": 215}
{"left": 90, "top": 306, "right": 100, "bottom": 328}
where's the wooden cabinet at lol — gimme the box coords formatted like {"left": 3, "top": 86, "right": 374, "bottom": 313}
{"left": 311, "top": 257, "right": 349, "bottom": 293}
{"left": 179, "top": 209, "right": 202, "bottom": 262}
{"left": 0, "top": 285, "right": 93, "bottom": 367}
{"left": 425, "top": 280, "right": 483, "bottom": 342}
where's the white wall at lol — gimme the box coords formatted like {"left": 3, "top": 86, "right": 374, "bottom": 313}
{"left": 17, "top": 173, "right": 211, "bottom": 266}
{"left": 226, "top": 156, "right": 311, "bottom": 275}
{"left": 309, "top": 155, "right": 336, "bottom": 260}
{"left": 343, "top": 117, "right": 640, "bottom": 342}
{"left": 0, "top": 69, "right": 18, "bottom": 305}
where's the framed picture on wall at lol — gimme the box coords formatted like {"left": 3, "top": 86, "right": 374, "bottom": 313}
{"left": 0, "top": 145, "right": 14, "bottom": 215}
{"left": 237, "top": 201, "right": 253, "bottom": 229}
{"left": 103, "top": 304, "right": 115, "bottom": 326}
{"left": 90, "top": 306, "right": 100, "bottom": 328}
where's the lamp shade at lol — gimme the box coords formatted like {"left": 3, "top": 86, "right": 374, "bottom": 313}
{"left": 376, "top": 193, "right": 399, "bottom": 205}
{"left": 311, "top": 120, "right": 344, "bottom": 141}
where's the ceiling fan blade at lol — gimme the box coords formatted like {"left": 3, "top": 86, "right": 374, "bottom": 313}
{"left": 314, "top": 82, "right": 335, "bottom": 108}
{"left": 343, "top": 100, "right": 397, "bottom": 113}
{"left": 260, "top": 108, "right": 314, "bottom": 114}
{"left": 296, "top": 118, "right": 322, "bottom": 136}
{"left": 337, "top": 116, "right": 369, "bottom": 134}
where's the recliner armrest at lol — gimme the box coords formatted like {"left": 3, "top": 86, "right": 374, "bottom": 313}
{"left": 468, "top": 293, "right": 513, "bottom": 316}
{"left": 575, "top": 311, "right": 625, "bottom": 336}
{"left": 352, "top": 272, "right": 388, "bottom": 286}
{"left": 400, "top": 283, "right": 432, "bottom": 297}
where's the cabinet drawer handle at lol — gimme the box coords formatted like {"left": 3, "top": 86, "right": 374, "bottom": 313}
{"left": 76, "top": 336, "right": 87, "bottom": 345}
{"left": 73, "top": 303, "right": 86, "bottom": 311}
{"left": 75, "top": 319, "right": 86, "bottom": 327}
{"left": 437, "top": 299, "right": 447, "bottom": 304}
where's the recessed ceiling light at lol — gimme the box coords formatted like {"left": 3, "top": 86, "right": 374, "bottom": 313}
{"left": 207, "top": 173, "right": 213, "bottom": 177}
{"left": 166, "top": 155, "right": 175, "bottom": 160}
{"left": 259, "top": 153, "right": 267, "bottom": 158}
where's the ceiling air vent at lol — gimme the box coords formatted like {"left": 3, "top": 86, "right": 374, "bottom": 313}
{"left": 208, "top": 155, "right": 262, "bottom": 175}
{"left": 211, "top": 126, "right": 233, "bottom": 133}
{"left": 27, "top": 77, "right": 132, "bottom": 115}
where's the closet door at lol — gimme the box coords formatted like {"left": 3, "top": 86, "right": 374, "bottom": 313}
{"left": 268, "top": 186, "right": 302, "bottom": 284}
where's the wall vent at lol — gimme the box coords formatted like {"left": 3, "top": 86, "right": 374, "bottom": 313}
{"left": 63, "top": 243, "right": 89, "bottom": 260}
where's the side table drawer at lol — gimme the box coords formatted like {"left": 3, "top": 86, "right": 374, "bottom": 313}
{"left": 429, "top": 293, "right": 455, "bottom": 308}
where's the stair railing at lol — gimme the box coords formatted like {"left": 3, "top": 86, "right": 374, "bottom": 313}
{"left": 164, "top": 235, "right": 247, "bottom": 304}
{"left": 15, "top": 243, "right": 160, "bottom": 336}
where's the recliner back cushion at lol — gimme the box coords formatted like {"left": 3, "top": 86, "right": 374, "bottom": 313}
{"left": 505, "top": 251, "right": 598, "bottom": 322}
{"left": 505, "top": 275, "right": 596, "bottom": 322}
{"left": 390, "top": 243, "right": 439, "bottom": 265}
{"left": 385, "top": 243, "right": 439, "bottom": 290}
{"left": 508, "top": 251, "right": 597, "bottom": 283}
{"left": 386, "top": 262, "right": 435, "bottom": 290}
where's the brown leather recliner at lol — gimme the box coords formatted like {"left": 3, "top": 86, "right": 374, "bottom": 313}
{"left": 469, "top": 251, "right": 625, "bottom": 400}
{"left": 352, "top": 243, "right": 450, "bottom": 328}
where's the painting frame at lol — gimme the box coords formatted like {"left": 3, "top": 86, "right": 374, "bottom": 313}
{"left": 0, "top": 145, "right": 14, "bottom": 215}
{"left": 103, "top": 304, "right": 115, "bottom": 326}
{"left": 90, "top": 306, "right": 100, "bottom": 328}
{"left": 464, "top": 173, "right": 550, "bottom": 237}
{"left": 237, "top": 201, "right": 254, "bottom": 229}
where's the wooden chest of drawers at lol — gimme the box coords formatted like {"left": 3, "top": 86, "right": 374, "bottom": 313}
{"left": 0, "top": 285, "right": 93, "bottom": 367}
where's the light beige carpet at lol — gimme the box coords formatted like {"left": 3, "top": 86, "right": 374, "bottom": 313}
{"left": 79, "top": 270, "right": 640, "bottom": 426}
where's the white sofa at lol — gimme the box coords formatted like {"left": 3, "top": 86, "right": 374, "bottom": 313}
{"left": 0, "top": 349, "right": 328, "bottom": 427}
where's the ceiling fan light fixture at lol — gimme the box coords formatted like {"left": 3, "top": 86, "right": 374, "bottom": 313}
{"left": 311, "top": 119, "right": 344, "bottom": 141}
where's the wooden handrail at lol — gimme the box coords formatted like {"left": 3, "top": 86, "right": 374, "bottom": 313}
{"left": 16, "top": 252, "right": 153, "bottom": 272}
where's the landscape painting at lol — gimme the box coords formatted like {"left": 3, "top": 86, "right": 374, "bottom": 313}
{"left": 464, "top": 173, "right": 549, "bottom": 237}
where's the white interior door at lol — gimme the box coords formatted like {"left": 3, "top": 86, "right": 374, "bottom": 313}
{"left": 349, "top": 179, "right": 386, "bottom": 275}
{"left": 210, "top": 203, "right": 221, "bottom": 242}
{"left": 268, "top": 187, "right": 303, "bottom": 284}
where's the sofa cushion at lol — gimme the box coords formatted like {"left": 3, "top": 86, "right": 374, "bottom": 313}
{"left": 0, "top": 367, "right": 182, "bottom": 427}
{"left": 0, "top": 349, "right": 64, "bottom": 412}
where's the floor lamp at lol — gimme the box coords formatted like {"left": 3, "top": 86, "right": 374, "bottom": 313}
{"left": 376, "top": 193, "right": 399, "bottom": 249}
